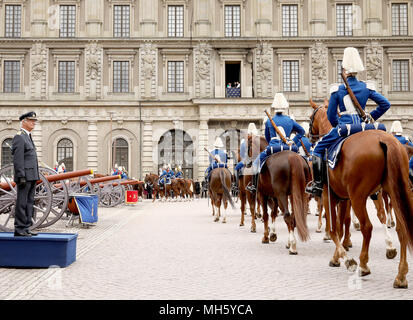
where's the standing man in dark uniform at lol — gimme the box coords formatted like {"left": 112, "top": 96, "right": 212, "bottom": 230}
{"left": 12, "top": 111, "right": 39, "bottom": 237}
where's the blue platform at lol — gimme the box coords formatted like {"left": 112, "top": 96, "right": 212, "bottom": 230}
{"left": 0, "top": 233, "right": 78, "bottom": 268}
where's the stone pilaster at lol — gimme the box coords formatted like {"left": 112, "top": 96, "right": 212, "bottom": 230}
{"left": 139, "top": 43, "right": 157, "bottom": 99}
{"left": 198, "top": 120, "right": 209, "bottom": 180}
{"left": 87, "top": 120, "right": 98, "bottom": 172}
{"left": 85, "top": 0, "right": 104, "bottom": 37}
{"left": 254, "top": 42, "right": 273, "bottom": 98}
{"left": 310, "top": 41, "right": 328, "bottom": 99}
{"left": 30, "top": 42, "right": 47, "bottom": 100}
{"left": 85, "top": 42, "right": 103, "bottom": 100}
{"left": 142, "top": 120, "right": 154, "bottom": 175}
{"left": 365, "top": 41, "right": 383, "bottom": 93}
{"left": 194, "top": 42, "right": 213, "bottom": 98}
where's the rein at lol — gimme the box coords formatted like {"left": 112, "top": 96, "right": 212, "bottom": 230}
{"left": 309, "top": 106, "right": 327, "bottom": 142}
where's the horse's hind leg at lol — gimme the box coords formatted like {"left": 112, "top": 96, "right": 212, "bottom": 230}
{"left": 248, "top": 192, "right": 257, "bottom": 233}
{"left": 373, "top": 193, "right": 397, "bottom": 259}
{"left": 316, "top": 196, "right": 323, "bottom": 233}
{"left": 240, "top": 190, "right": 246, "bottom": 227}
{"left": 222, "top": 197, "right": 228, "bottom": 224}
{"left": 261, "top": 195, "right": 270, "bottom": 244}
{"left": 280, "top": 193, "right": 297, "bottom": 254}
{"left": 269, "top": 198, "right": 278, "bottom": 242}
{"left": 351, "top": 197, "right": 372, "bottom": 276}
{"left": 393, "top": 223, "right": 408, "bottom": 288}
{"left": 339, "top": 200, "right": 352, "bottom": 251}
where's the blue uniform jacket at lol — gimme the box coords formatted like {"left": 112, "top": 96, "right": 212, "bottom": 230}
{"left": 327, "top": 77, "right": 390, "bottom": 127}
{"left": 235, "top": 139, "right": 248, "bottom": 172}
{"left": 265, "top": 114, "right": 305, "bottom": 146}
{"left": 209, "top": 149, "right": 228, "bottom": 165}
{"left": 175, "top": 171, "right": 183, "bottom": 178}
{"left": 394, "top": 134, "right": 413, "bottom": 147}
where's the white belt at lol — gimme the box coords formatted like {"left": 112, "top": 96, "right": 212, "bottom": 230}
{"left": 271, "top": 137, "right": 280, "bottom": 140}
{"left": 340, "top": 110, "right": 360, "bottom": 116}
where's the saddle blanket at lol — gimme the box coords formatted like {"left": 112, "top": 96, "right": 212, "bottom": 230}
{"left": 209, "top": 163, "right": 228, "bottom": 170}
{"left": 260, "top": 143, "right": 299, "bottom": 170}
{"left": 327, "top": 123, "right": 387, "bottom": 169}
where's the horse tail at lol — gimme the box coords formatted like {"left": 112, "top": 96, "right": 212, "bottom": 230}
{"left": 381, "top": 138, "right": 413, "bottom": 251}
{"left": 189, "top": 180, "right": 193, "bottom": 193}
{"left": 289, "top": 154, "right": 310, "bottom": 242}
{"left": 220, "top": 169, "right": 235, "bottom": 209}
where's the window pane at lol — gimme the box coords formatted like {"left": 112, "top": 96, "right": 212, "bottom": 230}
{"left": 113, "top": 61, "right": 129, "bottom": 92}
{"left": 114, "top": 5, "right": 130, "bottom": 37}
{"left": 283, "top": 60, "right": 299, "bottom": 92}
{"left": 60, "top": 5, "right": 76, "bottom": 37}
{"left": 3, "top": 61, "right": 20, "bottom": 93}
{"left": 392, "top": 3, "right": 408, "bottom": 36}
{"left": 1, "top": 138, "right": 13, "bottom": 167}
{"left": 58, "top": 61, "right": 75, "bottom": 93}
{"left": 393, "top": 60, "right": 409, "bottom": 92}
{"left": 168, "top": 5, "right": 184, "bottom": 37}
{"left": 337, "top": 60, "right": 343, "bottom": 83}
{"left": 168, "top": 61, "right": 184, "bottom": 93}
{"left": 225, "top": 5, "right": 240, "bottom": 37}
{"left": 5, "top": 5, "right": 21, "bottom": 38}
{"left": 57, "top": 138, "right": 73, "bottom": 171}
{"left": 112, "top": 138, "right": 128, "bottom": 171}
{"left": 282, "top": 5, "right": 298, "bottom": 37}
{"left": 337, "top": 4, "right": 352, "bottom": 36}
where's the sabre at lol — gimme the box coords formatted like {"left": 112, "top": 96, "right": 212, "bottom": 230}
{"left": 300, "top": 138, "right": 310, "bottom": 157}
{"left": 204, "top": 147, "right": 223, "bottom": 164}
{"left": 264, "top": 110, "right": 288, "bottom": 144}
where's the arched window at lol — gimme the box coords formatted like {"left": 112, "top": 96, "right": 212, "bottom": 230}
{"left": 112, "top": 137, "right": 128, "bottom": 172}
{"left": 57, "top": 138, "right": 74, "bottom": 171}
{"left": 220, "top": 129, "right": 242, "bottom": 171}
{"left": 158, "top": 129, "right": 194, "bottom": 178}
{"left": 1, "top": 138, "right": 13, "bottom": 167}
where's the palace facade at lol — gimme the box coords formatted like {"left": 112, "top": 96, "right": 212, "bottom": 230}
{"left": 0, "top": 0, "right": 412, "bottom": 179}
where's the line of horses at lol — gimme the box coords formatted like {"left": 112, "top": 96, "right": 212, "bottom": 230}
{"left": 144, "top": 174, "right": 195, "bottom": 202}
{"left": 208, "top": 99, "right": 413, "bottom": 289}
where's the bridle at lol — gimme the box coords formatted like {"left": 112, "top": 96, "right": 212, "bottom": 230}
{"left": 308, "top": 105, "right": 327, "bottom": 143}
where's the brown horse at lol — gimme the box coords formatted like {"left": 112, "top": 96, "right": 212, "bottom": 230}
{"left": 309, "top": 99, "right": 398, "bottom": 255}
{"left": 309, "top": 100, "right": 413, "bottom": 288}
{"left": 209, "top": 168, "right": 234, "bottom": 223}
{"left": 144, "top": 173, "right": 165, "bottom": 202}
{"left": 236, "top": 135, "right": 264, "bottom": 232}
{"left": 248, "top": 135, "right": 311, "bottom": 255}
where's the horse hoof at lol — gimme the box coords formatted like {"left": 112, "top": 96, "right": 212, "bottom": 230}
{"left": 391, "top": 221, "right": 395, "bottom": 228}
{"left": 251, "top": 227, "right": 256, "bottom": 233}
{"left": 393, "top": 279, "right": 408, "bottom": 289}
{"left": 239, "top": 223, "right": 244, "bottom": 227}
{"left": 286, "top": 244, "right": 290, "bottom": 249}
{"left": 270, "top": 234, "right": 277, "bottom": 242}
{"left": 329, "top": 260, "right": 340, "bottom": 268}
{"left": 386, "top": 248, "right": 397, "bottom": 260}
{"left": 214, "top": 218, "right": 219, "bottom": 222}
{"left": 262, "top": 238, "right": 269, "bottom": 244}
{"left": 359, "top": 267, "right": 371, "bottom": 277}
{"left": 222, "top": 220, "right": 226, "bottom": 224}
{"left": 343, "top": 246, "right": 349, "bottom": 252}
{"left": 323, "top": 237, "right": 331, "bottom": 243}
{"left": 345, "top": 259, "right": 358, "bottom": 272}
{"left": 353, "top": 223, "right": 360, "bottom": 231}
{"left": 316, "top": 229, "right": 322, "bottom": 233}
{"left": 289, "top": 251, "right": 298, "bottom": 255}
{"left": 315, "top": 213, "right": 319, "bottom": 216}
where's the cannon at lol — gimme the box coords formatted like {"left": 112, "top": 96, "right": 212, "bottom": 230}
{"left": 0, "top": 165, "right": 93, "bottom": 231}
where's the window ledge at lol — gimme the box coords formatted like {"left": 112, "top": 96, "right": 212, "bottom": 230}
{"left": 107, "top": 92, "right": 134, "bottom": 95}
{"left": 53, "top": 92, "right": 80, "bottom": 95}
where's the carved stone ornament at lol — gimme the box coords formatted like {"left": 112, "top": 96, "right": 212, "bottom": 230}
{"left": 85, "top": 43, "right": 103, "bottom": 99}
{"left": 140, "top": 42, "right": 157, "bottom": 98}
{"left": 194, "top": 42, "right": 212, "bottom": 98}
{"left": 310, "top": 42, "right": 328, "bottom": 98}
{"left": 255, "top": 42, "right": 273, "bottom": 98}
{"left": 30, "top": 43, "right": 47, "bottom": 99}
{"left": 365, "top": 41, "right": 383, "bottom": 92}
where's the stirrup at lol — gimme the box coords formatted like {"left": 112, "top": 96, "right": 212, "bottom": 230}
{"left": 246, "top": 182, "right": 256, "bottom": 193}
{"left": 305, "top": 181, "right": 323, "bottom": 197}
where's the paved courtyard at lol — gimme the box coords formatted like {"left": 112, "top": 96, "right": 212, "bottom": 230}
{"left": 1, "top": 197, "right": 412, "bottom": 300}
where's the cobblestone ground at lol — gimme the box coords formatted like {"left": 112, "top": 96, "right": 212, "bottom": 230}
{"left": 1, "top": 197, "right": 412, "bottom": 300}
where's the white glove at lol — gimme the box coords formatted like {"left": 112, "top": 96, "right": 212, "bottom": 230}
{"left": 364, "top": 113, "right": 374, "bottom": 124}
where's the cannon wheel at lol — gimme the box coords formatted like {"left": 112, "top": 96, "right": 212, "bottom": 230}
{"left": 67, "top": 175, "right": 96, "bottom": 195}
{"left": 37, "top": 167, "right": 70, "bottom": 228}
{"left": 0, "top": 165, "right": 52, "bottom": 231}
{"left": 99, "top": 183, "right": 124, "bottom": 207}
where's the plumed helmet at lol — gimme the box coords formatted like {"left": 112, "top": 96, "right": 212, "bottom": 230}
{"left": 114, "top": 163, "right": 118, "bottom": 169}
{"left": 178, "top": 165, "right": 182, "bottom": 171}
{"left": 390, "top": 120, "right": 403, "bottom": 135}
{"left": 214, "top": 137, "right": 224, "bottom": 148}
{"left": 159, "top": 168, "right": 162, "bottom": 175}
{"left": 247, "top": 122, "right": 258, "bottom": 135}
{"left": 163, "top": 164, "right": 167, "bottom": 169}
{"left": 168, "top": 163, "right": 171, "bottom": 170}
{"left": 271, "top": 93, "right": 289, "bottom": 114}
{"left": 342, "top": 47, "right": 365, "bottom": 74}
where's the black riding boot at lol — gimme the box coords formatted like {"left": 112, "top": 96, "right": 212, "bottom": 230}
{"left": 410, "top": 169, "right": 413, "bottom": 185}
{"left": 305, "top": 155, "right": 325, "bottom": 198}
{"left": 246, "top": 174, "right": 259, "bottom": 193}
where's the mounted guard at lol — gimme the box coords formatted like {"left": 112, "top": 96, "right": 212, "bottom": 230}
{"left": 305, "top": 47, "right": 391, "bottom": 197}
{"left": 204, "top": 137, "right": 228, "bottom": 186}
{"left": 235, "top": 122, "right": 258, "bottom": 179}
{"left": 246, "top": 92, "right": 305, "bottom": 193}
{"left": 390, "top": 120, "right": 413, "bottom": 147}
{"left": 174, "top": 165, "right": 184, "bottom": 179}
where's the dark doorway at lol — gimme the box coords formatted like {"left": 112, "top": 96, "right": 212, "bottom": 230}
{"left": 225, "top": 61, "right": 241, "bottom": 97}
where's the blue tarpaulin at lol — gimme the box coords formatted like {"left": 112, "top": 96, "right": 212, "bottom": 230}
{"left": 73, "top": 195, "right": 99, "bottom": 224}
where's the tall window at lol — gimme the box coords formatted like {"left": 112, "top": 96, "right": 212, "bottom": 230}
{"left": 113, "top": 5, "right": 130, "bottom": 37}
{"left": 57, "top": 138, "right": 73, "bottom": 171}
{"left": 392, "top": 60, "right": 409, "bottom": 92}
{"left": 112, "top": 138, "right": 128, "bottom": 171}
{"left": 3, "top": 61, "right": 20, "bottom": 93}
{"left": 336, "top": 4, "right": 352, "bottom": 36}
{"left": 58, "top": 61, "right": 75, "bottom": 93}
{"left": 282, "top": 5, "right": 298, "bottom": 37}
{"left": 168, "top": 5, "right": 184, "bottom": 37}
{"left": 337, "top": 60, "right": 343, "bottom": 83}
{"left": 283, "top": 60, "right": 299, "bottom": 92}
{"left": 167, "top": 61, "right": 184, "bottom": 93}
{"left": 224, "top": 5, "right": 241, "bottom": 37}
{"left": 113, "top": 61, "right": 129, "bottom": 93}
{"left": 1, "top": 138, "right": 13, "bottom": 167}
{"left": 5, "top": 5, "right": 21, "bottom": 37}
{"left": 392, "top": 3, "right": 408, "bottom": 36}
{"left": 60, "top": 5, "right": 76, "bottom": 37}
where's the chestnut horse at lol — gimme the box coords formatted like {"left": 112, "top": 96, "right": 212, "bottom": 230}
{"left": 144, "top": 173, "right": 164, "bottom": 202}
{"left": 209, "top": 168, "right": 234, "bottom": 223}
{"left": 309, "top": 99, "right": 398, "bottom": 256}
{"left": 309, "top": 100, "right": 413, "bottom": 288}
{"left": 248, "top": 135, "right": 311, "bottom": 255}
{"left": 236, "top": 136, "right": 263, "bottom": 233}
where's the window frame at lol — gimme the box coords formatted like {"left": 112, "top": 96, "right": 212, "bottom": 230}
{"left": 167, "top": 60, "right": 184, "bottom": 93}
{"left": 167, "top": 5, "right": 184, "bottom": 37}
{"left": 391, "top": 2, "right": 408, "bottom": 36}
{"left": 59, "top": 4, "right": 76, "bottom": 38}
{"left": 224, "top": 4, "right": 241, "bottom": 37}
{"left": 282, "top": 60, "right": 300, "bottom": 92}
{"left": 4, "top": 4, "right": 21, "bottom": 38}
{"left": 3, "top": 60, "right": 21, "bottom": 93}
{"left": 1, "top": 137, "right": 13, "bottom": 168}
{"left": 282, "top": 4, "right": 298, "bottom": 37}
{"left": 112, "top": 60, "right": 130, "bottom": 93}
{"left": 336, "top": 3, "right": 353, "bottom": 37}
{"left": 57, "top": 138, "right": 74, "bottom": 172}
{"left": 392, "top": 59, "right": 410, "bottom": 92}
{"left": 113, "top": 4, "right": 131, "bottom": 38}
{"left": 58, "top": 61, "right": 76, "bottom": 93}
{"left": 112, "top": 137, "right": 129, "bottom": 172}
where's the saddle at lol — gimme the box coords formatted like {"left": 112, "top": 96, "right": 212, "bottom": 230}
{"left": 327, "top": 123, "right": 387, "bottom": 169}
{"left": 260, "top": 143, "right": 299, "bottom": 170}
